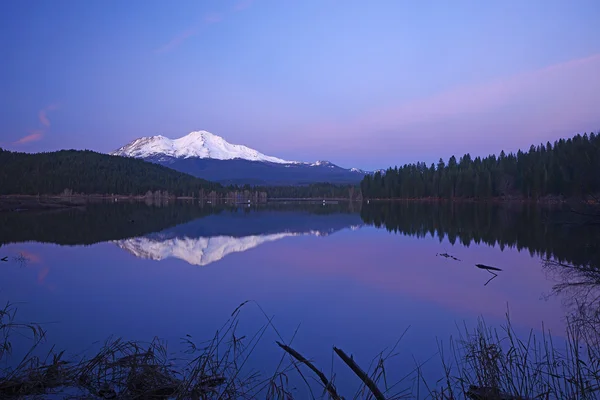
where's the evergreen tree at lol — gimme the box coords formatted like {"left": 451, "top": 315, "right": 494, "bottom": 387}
{"left": 0, "top": 149, "right": 222, "bottom": 196}
{"left": 360, "top": 132, "right": 600, "bottom": 199}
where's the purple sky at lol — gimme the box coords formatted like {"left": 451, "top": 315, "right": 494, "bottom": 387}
{"left": 1, "top": 0, "right": 599, "bottom": 169}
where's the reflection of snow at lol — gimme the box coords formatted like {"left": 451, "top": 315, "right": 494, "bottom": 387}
{"left": 115, "top": 233, "right": 298, "bottom": 266}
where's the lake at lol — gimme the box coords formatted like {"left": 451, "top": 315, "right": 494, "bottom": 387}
{"left": 1, "top": 200, "right": 598, "bottom": 397}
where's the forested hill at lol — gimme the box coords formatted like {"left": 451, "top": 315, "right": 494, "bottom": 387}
{"left": 361, "top": 132, "right": 600, "bottom": 200}
{"left": 0, "top": 148, "right": 222, "bottom": 196}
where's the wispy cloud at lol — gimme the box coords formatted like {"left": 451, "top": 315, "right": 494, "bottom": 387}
{"left": 38, "top": 103, "right": 60, "bottom": 127}
{"left": 204, "top": 12, "right": 222, "bottom": 24}
{"left": 18, "top": 250, "right": 42, "bottom": 264}
{"left": 14, "top": 104, "right": 60, "bottom": 145}
{"left": 290, "top": 53, "right": 600, "bottom": 159}
{"left": 155, "top": 11, "right": 225, "bottom": 54}
{"left": 348, "top": 54, "right": 600, "bottom": 133}
{"left": 233, "top": 0, "right": 254, "bottom": 12}
{"left": 14, "top": 130, "right": 44, "bottom": 145}
{"left": 155, "top": 27, "right": 198, "bottom": 54}
{"left": 156, "top": 2, "right": 253, "bottom": 54}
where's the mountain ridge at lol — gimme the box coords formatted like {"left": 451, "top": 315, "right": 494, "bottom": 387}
{"left": 112, "top": 130, "right": 373, "bottom": 185}
{"left": 112, "top": 130, "right": 295, "bottom": 164}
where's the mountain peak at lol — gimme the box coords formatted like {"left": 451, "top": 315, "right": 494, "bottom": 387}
{"left": 111, "top": 130, "right": 295, "bottom": 164}
{"left": 310, "top": 160, "right": 335, "bottom": 167}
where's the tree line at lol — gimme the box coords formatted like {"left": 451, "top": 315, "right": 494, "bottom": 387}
{"left": 0, "top": 148, "right": 362, "bottom": 199}
{"left": 360, "top": 132, "right": 600, "bottom": 199}
{"left": 0, "top": 149, "right": 223, "bottom": 196}
{"left": 253, "top": 183, "right": 361, "bottom": 200}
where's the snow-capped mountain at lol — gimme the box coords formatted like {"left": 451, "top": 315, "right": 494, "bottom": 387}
{"left": 111, "top": 130, "right": 293, "bottom": 164}
{"left": 111, "top": 130, "right": 371, "bottom": 185}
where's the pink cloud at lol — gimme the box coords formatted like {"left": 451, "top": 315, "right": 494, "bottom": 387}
{"left": 14, "top": 130, "right": 44, "bottom": 145}
{"left": 13, "top": 104, "right": 60, "bottom": 145}
{"left": 155, "top": 28, "right": 198, "bottom": 54}
{"left": 291, "top": 54, "right": 600, "bottom": 157}
{"left": 18, "top": 250, "right": 42, "bottom": 264}
{"left": 38, "top": 103, "right": 59, "bottom": 127}
{"left": 364, "top": 54, "right": 599, "bottom": 130}
{"left": 37, "top": 266, "right": 49, "bottom": 285}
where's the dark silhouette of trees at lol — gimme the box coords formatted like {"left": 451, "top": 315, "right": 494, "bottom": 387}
{"left": 361, "top": 132, "right": 600, "bottom": 199}
{"left": 0, "top": 149, "right": 222, "bottom": 196}
{"left": 0, "top": 149, "right": 360, "bottom": 199}
{"left": 360, "top": 201, "right": 600, "bottom": 269}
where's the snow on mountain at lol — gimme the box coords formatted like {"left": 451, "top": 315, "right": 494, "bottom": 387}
{"left": 310, "top": 160, "right": 332, "bottom": 167}
{"left": 114, "top": 233, "right": 298, "bottom": 267}
{"left": 110, "top": 130, "right": 377, "bottom": 182}
{"left": 111, "top": 130, "right": 294, "bottom": 164}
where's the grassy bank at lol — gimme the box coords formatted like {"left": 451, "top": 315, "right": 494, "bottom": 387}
{"left": 1, "top": 297, "right": 599, "bottom": 399}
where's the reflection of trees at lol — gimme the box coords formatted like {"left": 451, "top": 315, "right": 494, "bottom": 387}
{"left": 361, "top": 201, "right": 600, "bottom": 331}
{"left": 360, "top": 201, "right": 600, "bottom": 268}
{"left": 0, "top": 201, "right": 358, "bottom": 246}
{"left": 0, "top": 202, "right": 219, "bottom": 246}
{"left": 543, "top": 259, "right": 600, "bottom": 344}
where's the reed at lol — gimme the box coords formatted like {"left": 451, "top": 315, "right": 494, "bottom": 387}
{"left": 1, "top": 300, "right": 599, "bottom": 399}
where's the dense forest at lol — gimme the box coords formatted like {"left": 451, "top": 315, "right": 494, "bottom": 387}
{"left": 0, "top": 149, "right": 223, "bottom": 196}
{"left": 0, "top": 148, "right": 360, "bottom": 199}
{"left": 361, "top": 132, "right": 600, "bottom": 199}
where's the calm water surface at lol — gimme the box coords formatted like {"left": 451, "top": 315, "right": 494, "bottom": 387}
{"left": 1, "top": 201, "right": 598, "bottom": 393}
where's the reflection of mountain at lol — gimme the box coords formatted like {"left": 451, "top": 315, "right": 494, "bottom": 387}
{"left": 0, "top": 202, "right": 360, "bottom": 246}
{"left": 155, "top": 209, "right": 362, "bottom": 238}
{"left": 115, "top": 210, "right": 363, "bottom": 266}
{"left": 116, "top": 233, "right": 299, "bottom": 266}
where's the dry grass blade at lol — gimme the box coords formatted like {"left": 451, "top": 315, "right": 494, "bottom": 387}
{"left": 276, "top": 341, "right": 341, "bottom": 400}
{"left": 333, "top": 347, "right": 386, "bottom": 400}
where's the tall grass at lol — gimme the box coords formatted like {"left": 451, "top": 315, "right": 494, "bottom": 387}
{"left": 2, "top": 301, "right": 599, "bottom": 399}
{"left": 2, "top": 254, "right": 600, "bottom": 399}
{"left": 0, "top": 300, "right": 301, "bottom": 399}
{"left": 427, "top": 314, "right": 600, "bottom": 399}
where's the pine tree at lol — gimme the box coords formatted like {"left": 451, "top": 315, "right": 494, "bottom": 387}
{"left": 360, "top": 132, "right": 600, "bottom": 200}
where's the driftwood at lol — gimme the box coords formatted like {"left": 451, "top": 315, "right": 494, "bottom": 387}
{"left": 475, "top": 264, "right": 503, "bottom": 286}
{"left": 333, "top": 347, "right": 386, "bottom": 400}
{"left": 475, "top": 264, "right": 502, "bottom": 272}
{"left": 437, "top": 252, "right": 461, "bottom": 261}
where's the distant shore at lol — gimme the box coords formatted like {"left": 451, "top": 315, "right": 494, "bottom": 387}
{"left": 0, "top": 195, "right": 88, "bottom": 212}
{"left": 1, "top": 193, "right": 596, "bottom": 213}
{"left": 0, "top": 194, "right": 258, "bottom": 212}
{"left": 362, "top": 195, "right": 598, "bottom": 205}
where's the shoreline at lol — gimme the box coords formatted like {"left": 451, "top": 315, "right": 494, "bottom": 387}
{"left": 362, "top": 196, "right": 597, "bottom": 205}
{"left": 1, "top": 194, "right": 596, "bottom": 213}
